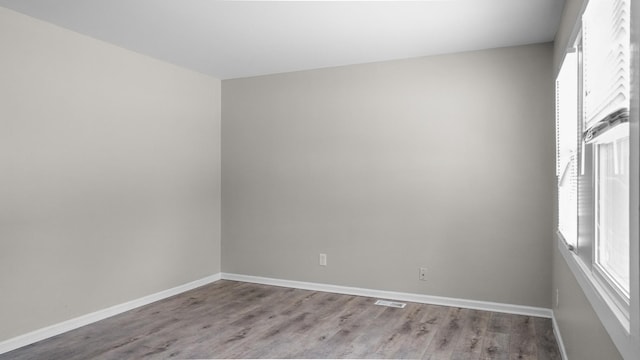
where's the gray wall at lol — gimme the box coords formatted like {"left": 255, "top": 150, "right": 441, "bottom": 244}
{"left": 552, "top": 250, "right": 622, "bottom": 359}
{"left": 0, "top": 7, "right": 221, "bottom": 341}
{"left": 222, "top": 43, "right": 554, "bottom": 308}
{"left": 553, "top": 0, "right": 584, "bottom": 74}
{"left": 551, "top": 0, "right": 623, "bottom": 359}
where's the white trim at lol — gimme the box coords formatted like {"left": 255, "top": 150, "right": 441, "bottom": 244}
{"left": 0, "top": 273, "right": 222, "bottom": 355}
{"left": 221, "top": 273, "right": 553, "bottom": 318}
{"left": 552, "top": 313, "right": 569, "bottom": 360}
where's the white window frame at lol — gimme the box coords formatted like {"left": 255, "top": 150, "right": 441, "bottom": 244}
{"left": 592, "top": 125, "right": 631, "bottom": 317}
{"left": 555, "top": 0, "right": 639, "bottom": 359}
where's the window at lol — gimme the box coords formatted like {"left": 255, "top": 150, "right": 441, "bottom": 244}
{"left": 556, "top": 0, "right": 638, "bottom": 357}
{"left": 583, "top": 0, "right": 631, "bottom": 308}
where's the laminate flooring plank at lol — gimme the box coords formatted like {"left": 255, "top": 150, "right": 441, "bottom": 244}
{"left": 370, "top": 303, "right": 424, "bottom": 357}
{"left": 173, "top": 300, "right": 299, "bottom": 357}
{"left": 92, "top": 282, "right": 285, "bottom": 359}
{"left": 181, "top": 285, "right": 298, "bottom": 353}
{"left": 332, "top": 305, "right": 409, "bottom": 358}
{"left": 191, "top": 287, "right": 318, "bottom": 358}
{"left": 450, "top": 309, "right": 492, "bottom": 360}
{"left": 533, "top": 317, "right": 561, "bottom": 360}
{"left": 214, "top": 290, "right": 329, "bottom": 358}
{"left": 452, "top": 350, "right": 482, "bottom": 360}
{"left": 508, "top": 315, "right": 538, "bottom": 360}
{"left": 256, "top": 292, "right": 355, "bottom": 358}
{"left": 487, "top": 312, "right": 513, "bottom": 334}
{"left": 103, "top": 282, "right": 293, "bottom": 359}
{"left": 372, "top": 302, "right": 440, "bottom": 359}
{"left": 422, "top": 307, "right": 469, "bottom": 360}
{"left": 480, "top": 331, "right": 510, "bottom": 360}
{"left": 392, "top": 304, "right": 451, "bottom": 359}
{"left": 300, "top": 296, "right": 387, "bottom": 358}
{"left": 359, "top": 303, "right": 425, "bottom": 358}
{"left": 216, "top": 289, "right": 321, "bottom": 358}
{"left": 257, "top": 292, "right": 357, "bottom": 358}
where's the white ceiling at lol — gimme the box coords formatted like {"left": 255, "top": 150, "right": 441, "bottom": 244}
{"left": 0, "top": 0, "right": 565, "bottom": 79}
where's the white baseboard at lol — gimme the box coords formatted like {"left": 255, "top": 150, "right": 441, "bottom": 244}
{"left": 1, "top": 272, "right": 556, "bottom": 356}
{"left": 221, "top": 273, "right": 553, "bottom": 318}
{"left": 0, "top": 273, "right": 222, "bottom": 355}
{"left": 552, "top": 314, "right": 569, "bottom": 360}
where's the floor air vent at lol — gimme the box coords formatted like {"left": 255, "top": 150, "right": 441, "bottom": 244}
{"left": 374, "top": 300, "right": 406, "bottom": 308}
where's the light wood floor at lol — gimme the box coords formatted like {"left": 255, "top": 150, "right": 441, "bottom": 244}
{"left": 0, "top": 280, "right": 561, "bottom": 359}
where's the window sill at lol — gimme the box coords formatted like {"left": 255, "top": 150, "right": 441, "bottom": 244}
{"left": 557, "top": 236, "right": 639, "bottom": 359}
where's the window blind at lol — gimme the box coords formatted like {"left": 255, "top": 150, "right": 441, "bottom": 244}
{"left": 556, "top": 52, "right": 578, "bottom": 248}
{"left": 582, "top": 0, "right": 630, "bottom": 129}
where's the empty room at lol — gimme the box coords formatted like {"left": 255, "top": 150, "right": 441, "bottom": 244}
{"left": 0, "top": 0, "right": 638, "bottom": 359}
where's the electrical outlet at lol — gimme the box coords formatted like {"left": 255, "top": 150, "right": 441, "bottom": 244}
{"left": 319, "top": 253, "right": 327, "bottom": 266}
{"left": 419, "top": 267, "right": 427, "bottom": 281}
